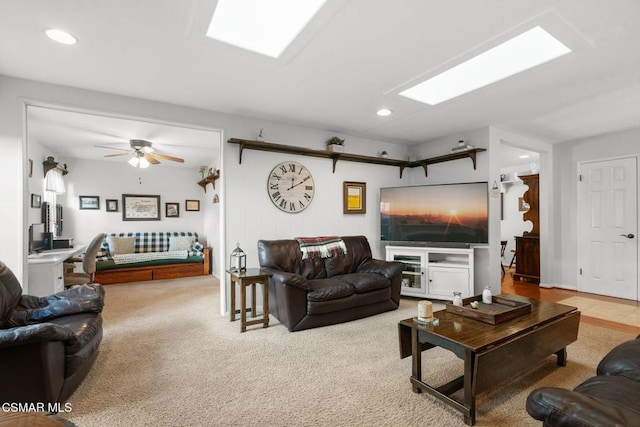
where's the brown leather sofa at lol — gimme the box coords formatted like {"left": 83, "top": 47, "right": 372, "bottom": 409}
{"left": 258, "top": 236, "right": 404, "bottom": 332}
{"left": 526, "top": 335, "right": 640, "bottom": 426}
{"left": 0, "top": 261, "right": 104, "bottom": 406}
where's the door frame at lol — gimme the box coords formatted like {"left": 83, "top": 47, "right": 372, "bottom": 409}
{"left": 577, "top": 154, "right": 640, "bottom": 300}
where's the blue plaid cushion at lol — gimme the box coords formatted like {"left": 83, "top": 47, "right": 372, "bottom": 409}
{"left": 97, "top": 232, "right": 201, "bottom": 260}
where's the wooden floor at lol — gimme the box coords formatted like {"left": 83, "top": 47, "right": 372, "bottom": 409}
{"left": 502, "top": 266, "right": 640, "bottom": 335}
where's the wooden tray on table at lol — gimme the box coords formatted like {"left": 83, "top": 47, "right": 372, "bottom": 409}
{"left": 445, "top": 294, "right": 531, "bottom": 325}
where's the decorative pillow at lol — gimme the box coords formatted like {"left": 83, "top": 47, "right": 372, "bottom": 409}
{"left": 192, "top": 241, "right": 204, "bottom": 252}
{"left": 107, "top": 236, "right": 136, "bottom": 255}
{"left": 169, "top": 235, "right": 194, "bottom": 252}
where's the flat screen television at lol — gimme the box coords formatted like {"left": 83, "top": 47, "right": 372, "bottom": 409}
{"left": 29, "top": 223, "right": 46, "bottom": 254}
{"left": 380, "top": 182, "right": 489, "bottom": 245}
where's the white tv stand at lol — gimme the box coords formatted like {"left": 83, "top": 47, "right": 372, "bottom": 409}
{"left": 386, "top": 245, "right": 474, "bottom": 300}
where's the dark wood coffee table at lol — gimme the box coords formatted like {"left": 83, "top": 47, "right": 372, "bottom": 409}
{"left": 398, "top": 294, "right": 580, "bottom": 425}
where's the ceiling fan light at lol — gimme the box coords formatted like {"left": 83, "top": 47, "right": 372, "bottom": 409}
{"left": 128, "top": 157, "right": 139, "bottom": 167}
{"left": 138, "top": 157, "right": 150, "bottom": 168}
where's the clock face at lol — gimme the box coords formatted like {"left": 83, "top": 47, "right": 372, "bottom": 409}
{"left": 267, "top": 161, "right": 315, "bottom": 213}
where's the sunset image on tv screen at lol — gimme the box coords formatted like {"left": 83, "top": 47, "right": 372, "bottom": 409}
{"left": 380, "top": 182, "right": 488, "bottom": 243}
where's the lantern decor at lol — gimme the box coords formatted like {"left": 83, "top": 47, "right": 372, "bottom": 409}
{"left": 229, "top": 243, "right": 246, "bottom": 272}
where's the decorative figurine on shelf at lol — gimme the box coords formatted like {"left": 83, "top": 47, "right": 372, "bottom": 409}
{"left": 257, "top": 128, "right": 265, "bottom": 141}
{"left": 229, "top": 243, "right": 246, "bottom": 272}
{"left": 198, "top": 166, "right": 206, "bottom": 179}
{"left": 379, "top": 150, "right": 389, "bottom": 158}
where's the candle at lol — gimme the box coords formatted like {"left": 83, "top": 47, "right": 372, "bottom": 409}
{"left": 418, "top": 300, "right": 433, "bottom": 320}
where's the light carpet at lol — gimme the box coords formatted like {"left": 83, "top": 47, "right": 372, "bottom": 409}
{"left": 558, "top": 296, "right": 640, "bottom": 327}
{"left": 64, "top": 277, "right": 635, "bottom": 426}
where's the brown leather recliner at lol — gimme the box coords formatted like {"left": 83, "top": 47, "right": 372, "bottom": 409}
{"left": 0, "top": 261, "right": 104, "bottom": 406}
{"left": 258, "top": 236, "right": 404, "bottom": 332}
{"left": 526, "top": 335, "right": 640, "bottom": 426}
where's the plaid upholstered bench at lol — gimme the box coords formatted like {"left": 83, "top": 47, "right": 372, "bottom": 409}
{"left": 93, "top": 232, "right": 211, "bottom": 284}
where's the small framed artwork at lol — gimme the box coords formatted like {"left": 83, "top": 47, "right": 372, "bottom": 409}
{"left": 343, "top": 181, "right": 366, "bottom": 214}
{"left": 28, "top": 159, "right": 33, "bottom": 178}
{"left": 106, "top": 199, "right": 118, "bottom": 212}
{"left": 30, "top": 193, "right": 41, "bottom": 208}
{"left": 79, "top": 195, "right": 100, "bottom": 210}
{"left": 518, "top": 197, "right": 530, "bottom": 212}
{"left": 166, "top": 202, "right": 180, "bottom": 218}
{"left": 185, "top": 199, "right": 200, "bottom": 212}
{"left": 123, "top": 194, "right": 161, "bottom": 221}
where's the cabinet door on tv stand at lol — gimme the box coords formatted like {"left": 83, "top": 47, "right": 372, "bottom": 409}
{"left": 427, "top": 266, "right": 470, "bottom": 299}
{"left": 386, "top": 248, "right": 427, "bottom": 297}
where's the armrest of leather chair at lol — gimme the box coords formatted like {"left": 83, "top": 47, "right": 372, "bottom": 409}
{"left": 597, "top": 337, "right": 640, "bottom": 381}
{"left": 526, "top": 386, "right": 630, "bottom": 426}
{"left": 6, "top": 284, "right": 105, "bottom": 327}
{"left": 357, "top": 259, "right": 405, "bottom": 280}
{"left": 264, "top": 269, "right": 313, "bottom": 291}
{"left": 0, "top": 323, "right": 73, "bottom": 348}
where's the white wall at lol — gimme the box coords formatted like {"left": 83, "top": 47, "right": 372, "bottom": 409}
{"left": 26, "top": 140, "right": 54, "bottom": 227}
{"left": 58, "top": 158, "right": 207, "bottom": 245}
{"left": 552, "top": 126, "right": 640, "bottom": 289}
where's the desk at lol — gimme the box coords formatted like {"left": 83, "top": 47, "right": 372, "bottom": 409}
{"left": 227, "top": 268, "right": 271, "bottom": 332}
{"left": 27, "top": 246, "right": 86, "bottom": 296}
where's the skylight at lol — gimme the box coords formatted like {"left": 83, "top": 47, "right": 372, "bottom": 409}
{"left": 206, "top": 0, "right": 327, "bottom": 58}
{"left": 399, "top": 26, "right": 571, "bottom": 105}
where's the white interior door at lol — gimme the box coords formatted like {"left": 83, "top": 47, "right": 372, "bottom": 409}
{"left": 579, "top": 157, "right": 638, "bottom": 300}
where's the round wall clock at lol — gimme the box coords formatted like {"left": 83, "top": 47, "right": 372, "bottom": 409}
{"left": 267, "top": 161, "right": 315, "bottom": 213}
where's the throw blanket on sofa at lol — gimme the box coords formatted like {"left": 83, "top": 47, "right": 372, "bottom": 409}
{"left": 296, "top": 236, "right": 347, "bottom": 260}
{"left": 112, "top": 250, "right": 189, "bottom": 265}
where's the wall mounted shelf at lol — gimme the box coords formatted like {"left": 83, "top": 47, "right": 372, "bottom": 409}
{"left": 42, "top": 156, "right": 69, "bottom": 177}
{"left": 227, "top": 138, "right": 486, "bottom": 178}
{"left": 197, "top": 170, "right": 220, "bottom": 193}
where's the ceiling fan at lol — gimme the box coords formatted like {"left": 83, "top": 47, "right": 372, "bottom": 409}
{"left": 96, "top": 139, "right": 184, "bottom": 168}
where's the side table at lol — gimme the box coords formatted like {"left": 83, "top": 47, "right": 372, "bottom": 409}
{"left": 227, "top": 268, "right": 272, "bottom": 332}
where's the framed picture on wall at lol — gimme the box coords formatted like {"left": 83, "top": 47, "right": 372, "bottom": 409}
{"left": 30, "top": 193, "right": 41, "bottom": 208}
{"left": 166, "top": 202, "right": 179, "bottom": 218}
{"left": 106, "top": 199, "right": 118, "bottom": 212}
{"left": 79, "top": 195, "right": 100, "bottom": 210}
{"left": 343, "top": 181, "right": 366, "bottom": 214}
{"left": 122, "top": 194, "right": 160, "bottom": 221}
{"left": 185, "top": 200, "right": 200, "bottom": 212}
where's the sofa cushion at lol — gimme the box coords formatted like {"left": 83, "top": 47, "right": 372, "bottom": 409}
{"left": 98, "top": 232, "right": 200, "bottom": 257}
{"left": 339, "top": 273, "right": 390, "bottom": 293}
{"left": 597, "top": 337, "right": 640, "bottom": 381}
{"left": 307, "top": 279, "right": 355, "bottom": 302}
{"left": 107, "top": 236, "right": 135, "bottom": 255}
{"left": 324, "top": 236, "right": 372, "bottom": 277}
{"left": 307, "top": 288, "right": 392, "bottom": 315}
{"left": 169, "top": 235, "right": 194, "bottom": 251}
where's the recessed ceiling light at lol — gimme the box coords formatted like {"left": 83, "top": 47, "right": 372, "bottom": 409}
{"left": 206, "top": 0, "right": 327, "bottom": 58}
{"left": 399, "top": 26, "right": 571, "bottom": 105}
{"left": 44, "top": 28, "right": 78, "bottom": 45}
{"left": 376, "top": 108, "right": 393, "bottom": 117}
